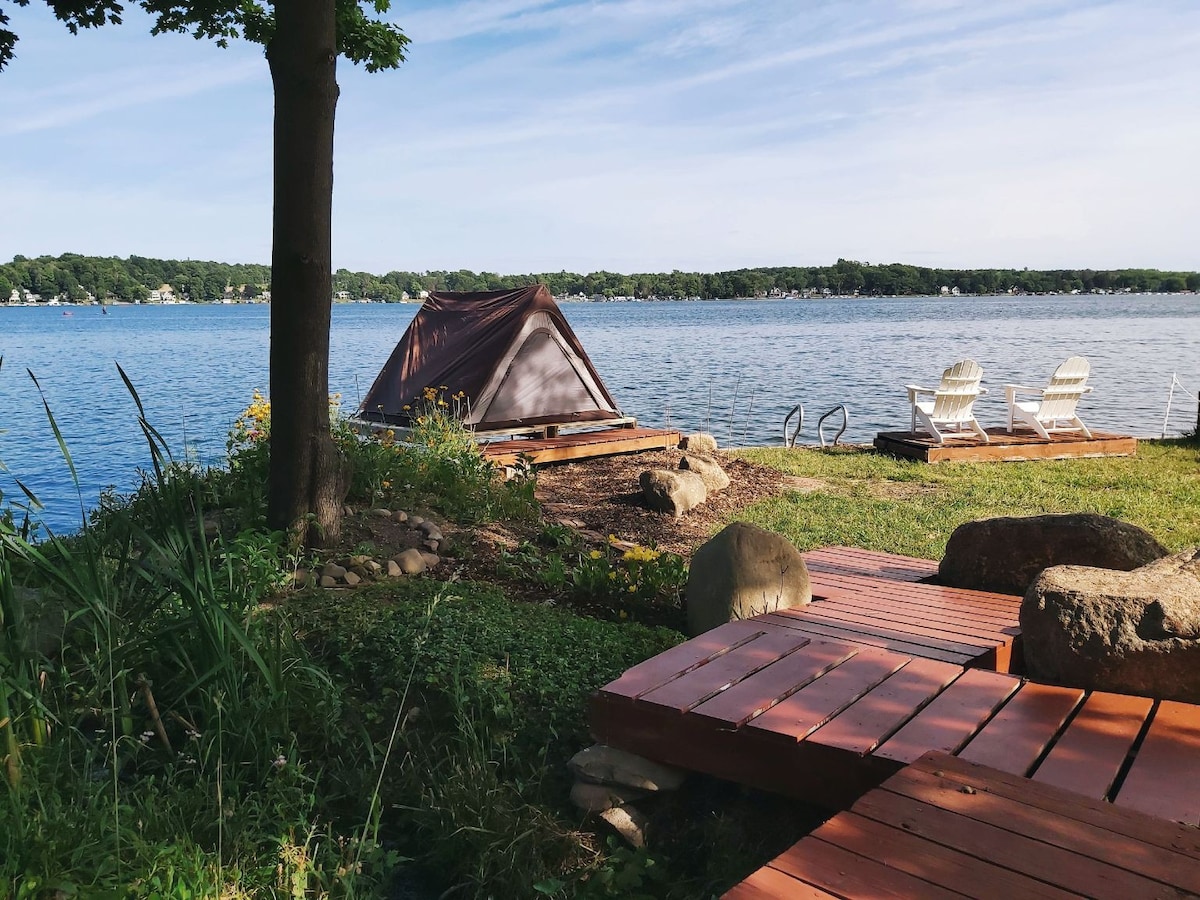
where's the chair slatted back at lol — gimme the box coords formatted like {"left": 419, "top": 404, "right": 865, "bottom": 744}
{"left": 931, "top": 359, "right": 985, "bottom": 422}
{"left": 1039, "top": 356, "right": 1090, "bottom": 421}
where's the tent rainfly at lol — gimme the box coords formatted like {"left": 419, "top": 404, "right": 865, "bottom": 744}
{"left": 358, "top": 285, "right": 624, "bottom": 432}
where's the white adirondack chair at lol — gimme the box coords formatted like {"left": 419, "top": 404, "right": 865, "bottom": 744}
{"left": 906, "top": 359, "right": 990, "bottom": 444}
{"left": 1005, "top": 356, "right": 1093, "bottom": 440}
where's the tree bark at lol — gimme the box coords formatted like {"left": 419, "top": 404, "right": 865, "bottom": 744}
{"left": 265, "top": 0, "right": 350, "bottom": 547}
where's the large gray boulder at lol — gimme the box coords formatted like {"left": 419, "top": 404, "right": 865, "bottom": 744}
{"left": 1021, "top": 558, "right": 1200, "bottom": 702}
{"left": 640, "top": 469, "right": 707, "bottom": 517}
{"left": 939, "top": 513, "right": 1168, "bottom": 595}
{"left": 686, "top": 522, "right": 811, "bottom": 636}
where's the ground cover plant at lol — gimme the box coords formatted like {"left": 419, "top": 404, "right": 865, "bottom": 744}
{"left": 4, "top": 365, "right": 1199, "bottom": 897}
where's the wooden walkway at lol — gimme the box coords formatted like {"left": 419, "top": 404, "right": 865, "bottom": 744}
{"left": 481, "top": 426, "right": 680, "bottom": 466}
{"left": 874, "top": 428, "right": 1137, "bottom": 463}
{"left": 725, "top": 752, "right": 1200, "bottom": 899}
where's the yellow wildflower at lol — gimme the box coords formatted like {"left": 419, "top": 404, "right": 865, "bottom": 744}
{"left": 589, "top": 549, "right": 603, "bottom": 560}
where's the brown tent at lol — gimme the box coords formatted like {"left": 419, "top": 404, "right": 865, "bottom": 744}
{"left": 358, "top": 285, "right": 624, "bottom": 431}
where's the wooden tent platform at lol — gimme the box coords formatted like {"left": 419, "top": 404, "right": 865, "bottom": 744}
{"left": 874, "top": 428, "right": 1138, "bottom": 463}
{"left": 725, "top": 752, "right": 1200, "bottom": 899}
{"left": 480, "top": 426, "right": 680, "bottom": 466}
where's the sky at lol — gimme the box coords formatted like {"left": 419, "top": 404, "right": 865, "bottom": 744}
{"left": 1, "top": 0, "right": 1198, "bottom": 275}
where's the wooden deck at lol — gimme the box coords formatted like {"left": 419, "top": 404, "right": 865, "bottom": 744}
{"left": 874, "top": 427, "right": 1138, "bottom": 463}
{"left": 724, "top": 752, "right": 1200, "bottom": 899}
{"left": 480, "top": 426, "right": 680, "bottom": 466}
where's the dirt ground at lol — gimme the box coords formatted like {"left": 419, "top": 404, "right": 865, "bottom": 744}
{"left": 531, "top": 449, "right": 790, "bottom": 556}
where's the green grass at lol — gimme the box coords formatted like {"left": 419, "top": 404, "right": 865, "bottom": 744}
{"left": 733, "top": 441, "right": 1200, "bottom": 559}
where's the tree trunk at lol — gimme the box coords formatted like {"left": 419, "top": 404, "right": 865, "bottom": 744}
{"left": 265, "top": 0, "right": 350, "bottom": 547}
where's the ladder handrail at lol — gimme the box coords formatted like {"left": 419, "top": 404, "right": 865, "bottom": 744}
{"left": 818, "top": 405, "right": 849, "bottom": 448}
{"left": 784, "top": 404, "right": 804, "bottom": 448}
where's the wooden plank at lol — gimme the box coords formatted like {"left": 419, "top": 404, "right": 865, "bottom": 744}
{"left": 874, "top": 669, "right": 1019, "bottom": 763}
{"left": 688, "top": 639, "right": 859, "bottom": 728}
{"left": 768, "top": 835, "right": 965, "bottom": 900}
{"left": 855, "top": 781, "right": 1181, "bottom": 899}
{"left": 637, "top": 630, "right": 813, "bottom": 713}
{"left": 890, "top": 756, "right": 1200, "bottom": 895}
{"left": 814, "top": 810, "right": 1078, "bottom": 899}
{"left": 759, "top": 615, "right": 975, "bottom": 665}
{"left": 1032, "top": 690, "right": 1154, "bottom": 799}
{"left": 721, "top": 864, "right": 841, "bottom": 900}
{"left": 811, "top": 658, "right": 964, "bottom": 755}
{"left": 914, "top": 754, "right": 1200, "bottom": 861}
{"left": 810, "top": 582, "right": 1020, "bottom": 623}
{"left": 745, "top": 649, "right": 911, "bottom": 743}
{"left": 482, "top": 428, "right": 680, "bottom": 465}
{"left": 957, "top": 682, "right": 1085, "bottom": 775}
{"left": 1116, "top": 699, "right": 1200, "bottom": 824}
{"left": 597, "top": 620, "right": 765, "bottom": 699}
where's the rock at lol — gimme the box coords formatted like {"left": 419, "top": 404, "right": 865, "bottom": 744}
{"left": 292, "top": 569, "right": 311, "bottom": 588}
{"left": 681, "top": 432, "right": 718, "bottom": 453}
{"left": 639, "top": 469, "right": 707, "bottom": 517}
{"left": 1022, "top": 562, "right": 1200, "bottom": 703}
{"left": 392, "top": 510, "right": 409, "bottom": 524}
{"left": 365, "top": 559, "right": 383, "bottom": 574}
{"left": 394, "top": 549, "right": 427, "bottom": 575}
{"left": 350, "top": 564, "right": 370, "bottom": 579}
{"left": 342, "top": 505, "right": 355, "bottom": 518}
{"left": 939, "top": 514, "right": 1168, "bottom": 595}
{"left": 349, "top": 554, "right": 369, "bottom": 567}
{"left": 1138, "top": 546, "right": 1200, "bottom": 578}
{"left": 678, "top": 453, "right": 730, "bottom": 492}
{"left": 386, "top": 559, "right": 403, "bottom": 578}
{"left": 408, "top": 515, "right": 425, "bottom": 528}
{"left": 321, "top": 563, "right": 347, "bottom": 580}
{"left": 417, "top": 520, "right": 440, "bottom": 536}
{"left": 598, "top": 804, "right": 648, "bottom": 848}
{"left": 370, "top": 508, "right": 392, "bottom": 518}
{"left": 319, "top": 575, "right": 338, "bottom": 588}
{"left": 423, "top": 527, "right": 443, "bottom": 543}
{"left": 423, "top": 540, "right": 440, "bottom": 553}
{"left": 567, "top": 744, "right": 686, "bottom": 791}
{"left": 343, "top": 571, "right": 362, "bottom": 587}
{"left": 420, "top": 551, "right": 440, "bottom": 569}
{"left": 569, "top": 781, "right": 647, "bottom": 813}
{"left": 686, "top": 522, "right": 812, "bottom": 636}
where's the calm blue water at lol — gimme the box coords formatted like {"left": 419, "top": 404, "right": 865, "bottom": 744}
{"left": 2, "top": 295, "right": 1198, "bottom": 533}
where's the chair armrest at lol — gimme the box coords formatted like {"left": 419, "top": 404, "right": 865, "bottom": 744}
{"left": 905, "top": 383, "right": 935, "bottom": 396}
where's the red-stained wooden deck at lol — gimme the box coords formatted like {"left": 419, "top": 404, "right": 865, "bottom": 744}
{"left": 724, "top": 752, "right": 1200, "bottom": 899}
{"left": 589, "top": 548, "right": 1200, "bottom": 821}
{"left": 874, "top": 427, "right": 1138, "bottom": 463}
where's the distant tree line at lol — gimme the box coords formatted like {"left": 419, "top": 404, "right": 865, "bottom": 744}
{"left": 3, "top": 253, "right": 1198, "bottom": 302}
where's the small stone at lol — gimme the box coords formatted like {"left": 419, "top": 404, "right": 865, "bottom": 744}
{"left": 349, "top": 555, "right": 369, "bottom": 567}
{"left": 423, "top": 527, "right": 443, "bottom": 543}
{"left": 343, "top": 571, "right": 361, "bottom": 587}
{"left": 424, "top": 540, "right": 440, "bottom": 553}
{"left": 321, "top": 563, "right": 347, "bottom": 580}
{"left": 394, "top": 548, "right": 427, "bottom": 575}
{"left": 370, "top": 508, "right": 392, "bottom": 518}
{"left": 392, "top": 510, "right": 409, "bottom": 523}
{"left": 350, "top": 565, "right": 370, "bottom": 580}
{"left": 386, "top": 559, "right": 403, "bottom": 578}
{"left": 342, "top": 505, "right": 355, "bottom": 518}
{"left": 408, "top": 515, "right": 425, "bottom": 527}
{"left": 365, "top": 559, "right": 383, "bottom": 574}
{"left": 569, "top": 781, "right": 647, "bottom": 813}
{"left": 680, "top": 432, "right": 717, "bottom": 454}
{"left": 292, "top": 569, "right": 310, "bottom": 588}
{"left": 419, "top": 551, "right": 440, "bottom": 569}
{"left": 598, "top": 804, "right": 648, "bottom": 848}
{"left": 417, "top": 520, "right": 440, "bottom": 536}
{"left": 319, "top": 575, "right": 338, "bottom": 588}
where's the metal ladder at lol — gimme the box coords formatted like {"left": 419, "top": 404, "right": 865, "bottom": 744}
{"left": 784, "top": 403, "right": 849, "bottom": 448}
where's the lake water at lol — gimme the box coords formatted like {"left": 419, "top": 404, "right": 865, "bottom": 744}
{"left": 2, "top": 294, "right": 1198, "bottom": 533}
